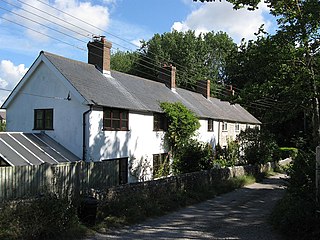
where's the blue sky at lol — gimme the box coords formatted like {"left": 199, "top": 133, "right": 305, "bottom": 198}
{"left": 0, "top": 0, "right": 277, "bottom": 104}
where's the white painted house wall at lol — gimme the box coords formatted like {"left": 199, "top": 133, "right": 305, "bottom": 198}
{"left": 5, "top": 62, "right": 89, "bottom": 158}
{"left": 87, "top": 109, "right": 167, "bottom": 181}
{"left": 197, "top": 119, "right": 218, "bottom": 148}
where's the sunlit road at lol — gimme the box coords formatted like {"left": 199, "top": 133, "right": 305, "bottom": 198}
{"left": 87, "top": 174, "right": 286, "bottom": 240}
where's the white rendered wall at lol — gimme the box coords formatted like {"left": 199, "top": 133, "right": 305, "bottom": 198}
{"left": 5, "top": 62, "right": 88, "bottom": 158}
{"left": 87, "top": 109, "right": 167, "bottom": 182}
{"left": 197, "top": 119, "right": 218, "bottom": 149}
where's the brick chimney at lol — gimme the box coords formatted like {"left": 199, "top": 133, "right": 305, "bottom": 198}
{"left": 87, "top": 36, "right": 112, "bottom": 75}
{"left": 197, "top": 79, "right": 211, "bottom": 99}
{"left": 158, "top": 64, "right": 176, "bottom": 91}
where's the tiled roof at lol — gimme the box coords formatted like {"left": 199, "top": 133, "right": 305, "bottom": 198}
{"left": 43, "top": 52, "right": 261, "bottom": 124}
{"left": 0, "top": 132, "right": 80, "bottom": 166}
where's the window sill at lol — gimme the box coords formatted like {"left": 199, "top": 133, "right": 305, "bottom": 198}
{"left": 103, "top": 128, "right": 130, "bottom": 131}
{"left": 33, "top": 129, "right": 54, "bottom": 131}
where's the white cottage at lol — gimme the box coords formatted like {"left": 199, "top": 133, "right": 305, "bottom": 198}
{"left": 2, "top": 37, "right": 260, "bottom": 182}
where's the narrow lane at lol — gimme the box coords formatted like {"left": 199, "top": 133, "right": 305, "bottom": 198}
{"left": 88, "top": 174, "right": 287, "bottom": 240}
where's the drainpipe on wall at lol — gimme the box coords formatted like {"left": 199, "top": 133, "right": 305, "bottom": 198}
{"left": 218, "top": 121, "right": 221, "bottom": 146}
{"left": 83, "top": 105, "right": 93, "bottom": 161}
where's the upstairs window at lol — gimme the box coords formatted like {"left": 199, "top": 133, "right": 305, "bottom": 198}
{"left": 235, "top": 123, "right": 240, "bottom": 132}
{"left": 153, "top": 113, "right": 168, "bottom": 131}
{"left": 208, "top": 119, "right": 214, "bottom": 132}
{"left": 34, "top": 109, "right": 53, "bottom": 130}
{"left": 222, "top": 122, "right": 228, "bottom": 131}
{"left": 103, "top": 108, "right": 128, "bottom": 131}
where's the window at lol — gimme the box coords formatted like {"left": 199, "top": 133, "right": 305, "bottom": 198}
{"left": 34, "top": 109, "right": 53, "bottom": 130}
{"left": 153, "top": 113, "right": 168, "bottom": 131}
{"left": 153, "top": 153, "right": 169, "bottom": 177}
{"left": 118, "top": 158, "right": 128, "bottom": 184}
{"left": 235, "top": 123, "right": 240, "bottom": 132}
{"left": 222, "top": 122, "right": 228, "bottom": 131}
{"left": 208, "top": 119, "right": 214, "bottom": 132}
{"left": 103, "top": 108, "right": 128, "bottom": 131}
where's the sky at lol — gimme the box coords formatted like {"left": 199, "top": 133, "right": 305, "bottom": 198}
{"left": 0, "top": 0, "right": 278, "bottom": 104}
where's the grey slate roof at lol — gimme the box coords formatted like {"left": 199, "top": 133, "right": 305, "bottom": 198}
{"left": 0, "top": 133, "right": 80, "bottom": 166}
{"left": 43, "top": 52, "right": 261, "bottom": 124}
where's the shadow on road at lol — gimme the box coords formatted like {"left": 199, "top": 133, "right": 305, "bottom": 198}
{"left": 88, "top": 174, "right": 287, "bottom": 240}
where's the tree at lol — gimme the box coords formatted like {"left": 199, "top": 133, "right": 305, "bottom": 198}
{"left": 111, "top": 30, "right": 237, "bottom": 96}
{"left": 160, "top": 102, "right": 215, "bottom": 174}
{"left": 196, "top": 0, "right": 320, "bottom": 146}
{"left": 110, "top": 51, "right": 140, "bottom": 75}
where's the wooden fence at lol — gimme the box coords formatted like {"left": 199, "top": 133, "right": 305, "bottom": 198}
{"left": 0, "top": 161, "right": 119, "bottom": 201}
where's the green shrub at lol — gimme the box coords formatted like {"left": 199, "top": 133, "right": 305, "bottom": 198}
{"left": 277, "top": 147, "right": 298, "bottom": 160}
{"left": 270, "top": 150, "right": 320, "bottom": 239}
{"left": 237, "top": 128, "right": 278, "bottom": 164}
{"left": 213, "top": 140, "right": 240, "bottom": 167}
{"left": 0, "top": 193, "right": 80, "bottom": 240}
{"left": 173, "top": 140, "right": 214, "bottom": 174}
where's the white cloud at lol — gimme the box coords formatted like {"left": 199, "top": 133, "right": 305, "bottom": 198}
{"left": 0, "top": 60, "right": 28, "bottom": 105}
{"left": 171, "top": 1, "right": 272, "bottom": 42}
{"left": 3, "top": 0, "right": 110, "bottom": 42}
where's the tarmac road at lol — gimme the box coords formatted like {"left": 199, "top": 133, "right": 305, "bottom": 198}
{"left": 87, "top": 174, "right": 287, "bottom": 240}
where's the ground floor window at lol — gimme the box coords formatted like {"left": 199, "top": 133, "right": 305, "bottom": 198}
{"left": 104, "top": 157, "right": 128, "bottom": 184}
{"left": 153, "top": 153, "right": 169, "bottom": 178}
{"left": 118, "top": 158, "right": 128, "bottom": 184}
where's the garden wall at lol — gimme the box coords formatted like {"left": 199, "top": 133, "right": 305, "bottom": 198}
{"left": 91, "top": 162, "right": 277, "bottom": 201}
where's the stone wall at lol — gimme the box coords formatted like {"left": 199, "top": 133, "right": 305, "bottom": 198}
{"left": 92, "top": 162, "right": 276, "bottom": 201}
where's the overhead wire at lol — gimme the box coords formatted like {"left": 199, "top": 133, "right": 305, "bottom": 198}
{"left": 0, "top": 0, "right": 290, "bottom": 112}
{"left": 3, "top": 0, "right": 240, "bottom": 96}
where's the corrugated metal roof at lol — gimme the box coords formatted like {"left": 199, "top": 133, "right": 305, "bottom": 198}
{"left": 43, "top": 52, "right": 261, "bottom": 124}
{"left": 0, "top": 133, "right": 80, "bottom": 166}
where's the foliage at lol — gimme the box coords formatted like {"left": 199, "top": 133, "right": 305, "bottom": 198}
{"left": 277, "top": 147, "right": 298, "bottom": 160}
{"left": 0, "top": 193, "right": 80, "bottom": 240}
{"left": 236, "top": 127, "right": 279, "bottom": 164}
{"left": 213, "top": 140, "right": 240, "bottom": 167}
{"left": 0, "top": 121, "right": 5, "bottom": 132}
{"left": 173, "top": 139, "right": 214, "bottom": 174}
{"left": 110, "top": 51, "right": 140, "bottom": 75}
{"left": 160, "top": 102, "right": 200, "bottom": 153}
{"left": 223, "top": 0, "right": 320, "bottom": 145}
{"left": 111, "top": 30, "right": 237, "bottom": 96}
{"left": 270, "top": 150, "right": 320, "bottom": 240}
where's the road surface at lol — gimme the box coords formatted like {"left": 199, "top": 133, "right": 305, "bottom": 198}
{"left": 87, "top": 174, "right": 287, "bottom": 240}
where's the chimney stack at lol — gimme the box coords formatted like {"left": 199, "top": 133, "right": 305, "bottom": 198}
{"left": 87, "top": 36, "right": 112, "bottom": 75}
{"left": 197, "top": 79, "right": 211, "bottom": 99}
{"left": 159, "top": 64, "right": 176, "bottom": 91}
